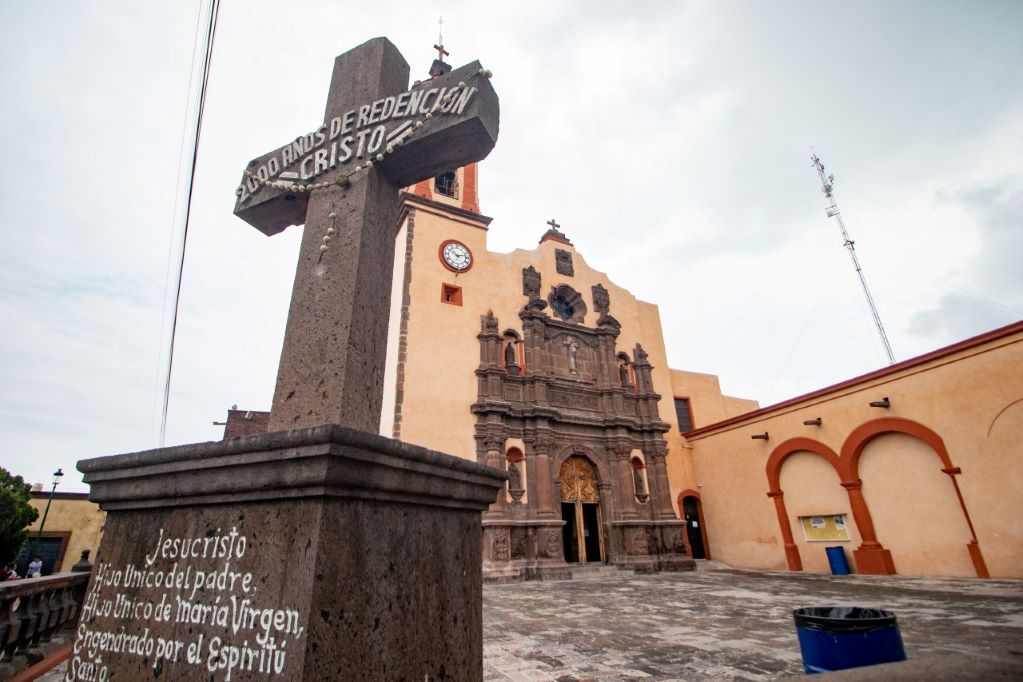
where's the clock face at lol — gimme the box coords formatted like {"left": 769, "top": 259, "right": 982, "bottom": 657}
{"left": 441, "top": 240, "right": 473, "bottom": 272}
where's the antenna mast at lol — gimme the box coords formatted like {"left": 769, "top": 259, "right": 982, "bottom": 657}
{"left": 811, "top": 153, "right": 896, "bottom": 365}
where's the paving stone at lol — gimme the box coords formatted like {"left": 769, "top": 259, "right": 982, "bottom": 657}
{"left": 483, "top": 566, "right": 1023, "bottom": 680}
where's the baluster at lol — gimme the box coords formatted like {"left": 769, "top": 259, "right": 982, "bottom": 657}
{"left": 42, "top": 586, "right": 62, "bottom": 642}
{"left": 70, "top": 578, "right": 90, "bottom": 623}
{"left": 58, "top": 584, "right": 75, "bottom": 628}
{"left": 0, "top": 594, "right": 19, "bottom": 660}
{"left": 4, "top": 593, "right": 30, "bottom": 661}
{"left": 24, "top": 589, "right": 45, "bottom": 652}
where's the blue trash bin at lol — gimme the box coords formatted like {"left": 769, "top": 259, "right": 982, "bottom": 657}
{"left": 825, "top": 546, "right": 851, "bottom": 575}
{"left": 793, "top": 607, "right": 906, "bottom": 674}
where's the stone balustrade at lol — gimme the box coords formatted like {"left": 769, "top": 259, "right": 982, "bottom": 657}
{"left": 0, "top": 560, "right": 91, "bottom": 666}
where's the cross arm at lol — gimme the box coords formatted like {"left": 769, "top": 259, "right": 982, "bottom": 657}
{"left": 377, "top": 60, "right": 499, "bottom": 188}
{"left": 232, "top": 59, "right": 498, "bottom": 237}
{"left": 234, "top": 142, "right": 312, "bottom": 236}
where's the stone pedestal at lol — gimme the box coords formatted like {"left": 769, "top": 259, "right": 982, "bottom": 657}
{"left": 69, "top": 426, "right": 505, "bottom": 681}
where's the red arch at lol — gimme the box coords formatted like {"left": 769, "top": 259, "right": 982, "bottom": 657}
{"left": 840, "top": 417, "right": 952, "bottom": 481}
{"left": 766, "top": 438, "right": 841, "bottom": 491}
{"left": 764, "top": 438, "right": 841, "bottom": 571}
{"left": 839, "top": 417, "right": 988, "bottom": 578}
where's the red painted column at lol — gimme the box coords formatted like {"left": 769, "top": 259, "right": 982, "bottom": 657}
{"left": 942, "top": 467, "right": 990, "bottom": 578}
{"left": 767, "top": 490, "right": 802, "bottom": 571}
{"left": 841, "top": 479, "right": 896, "bottom": 575}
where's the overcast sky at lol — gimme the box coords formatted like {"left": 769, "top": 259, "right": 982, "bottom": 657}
{"left": 2, "top": 1, "right": 1021, "bottom": 491}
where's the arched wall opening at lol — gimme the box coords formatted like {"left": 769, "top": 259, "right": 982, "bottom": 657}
{"left": 778, "top": 451, "right": 861, "bottom": 574}
{"left": 858, "top": 433, "right": 975, "bottom": 577}
{"left": 973, "top": 400, "right": 1023, "bottom": 577}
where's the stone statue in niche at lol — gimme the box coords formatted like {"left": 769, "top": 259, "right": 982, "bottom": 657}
{"left": 504, "top": 342, "right": 519, "bottom": 372}
{"left": 522, "top": 266, "right": 548, "bottom": 311}
{"left": 555, "top": 248, "right": 574, "bottom": 276}
{"left": 507, "top": 460, "right": 523, "bottom": 497}
{"left": 563, "top": 337, "right": 580, "bottom": 375}
{"left": 613, "top": 357, "right": 630, "bottom": 388}
{"left": 633, "top": 467, "right": 649, "bottom": 504}
{"left": 493, "top": 533, "right": 510, "bottom": 561}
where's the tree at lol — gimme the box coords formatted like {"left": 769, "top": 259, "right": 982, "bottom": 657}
{"left": 0, "top": 468, "right": 39, "bottom": 566}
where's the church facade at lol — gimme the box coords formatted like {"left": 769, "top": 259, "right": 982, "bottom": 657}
{"left": 377, "top": 167, "right": 755, "bottom": 580}
{"left": 212, "top": 157, "right": 1023, "bottom": 582}
{"left": 212, "top": 60, "right": 1022, "bottom": 582}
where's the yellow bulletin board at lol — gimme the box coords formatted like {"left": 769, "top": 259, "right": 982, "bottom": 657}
{"left": 798, "top": 514, "right": 850, "bottom": 542}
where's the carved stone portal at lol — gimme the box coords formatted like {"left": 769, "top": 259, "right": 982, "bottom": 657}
{"left": 474, "top": 289, "right": 691, "bottom": 580}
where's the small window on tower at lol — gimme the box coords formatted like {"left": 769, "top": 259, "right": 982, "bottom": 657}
{"left": 434, "top": 171, "right": 457, "bottom": 197}
{"left": 441, "top": 283, "right": 462, "bottom": 306}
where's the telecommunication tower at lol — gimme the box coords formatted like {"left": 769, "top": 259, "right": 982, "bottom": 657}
{"left": 811, "top": 153, "right": 896, "bottom": 365}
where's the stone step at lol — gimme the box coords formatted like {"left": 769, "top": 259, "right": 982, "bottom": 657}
{"left": 569, "top": 563, "right": 630, "bottom": 580}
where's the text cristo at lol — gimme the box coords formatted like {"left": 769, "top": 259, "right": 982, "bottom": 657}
{"left": 240, "top": 83, "right": 478, "bottom": 200}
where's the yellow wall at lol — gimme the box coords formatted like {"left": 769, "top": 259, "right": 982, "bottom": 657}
{"left": 27, "top": 496, "right": 105, "bottom": 572}
{"left": 687, "top": 326, "right": 1023, "bottom": 578}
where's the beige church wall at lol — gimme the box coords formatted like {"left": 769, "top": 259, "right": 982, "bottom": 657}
{"left": 682, "top": 427, "right": 789, "bottom": 570}
{"left": 723, "top": 395, "right": 759, "bottom": 418}
{"left": 972, "top": 399, "right": 1023, "bottom": 577}
{"left": 27, "top": 495, "right": 105, "bottom": 572}
{"left": 633, "top": 301, "right": 697, "bottom": 516}
{"left": 859, "top": 433, "right": 975, "bottom": 577}
{"left": 389, "top": 198, "right": 696, "bottom": 512}
{"left": 778, "top": 452, "right": 862, "bottom": 574}
{"left": 686, "top": 322, "right": 1023, "bottom": 578}
{"left": 665, "top": 369, "right": 758, "bottom": 522}
{"left": 669, "top": 370, "right": 757, "bottom": 429}
{"left": 393, "top": 203, "right": 492, "bottom": 460}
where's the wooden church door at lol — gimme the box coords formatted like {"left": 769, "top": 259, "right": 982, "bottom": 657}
{"left": 559, "top": 456, "right": 605, "bottom": 563}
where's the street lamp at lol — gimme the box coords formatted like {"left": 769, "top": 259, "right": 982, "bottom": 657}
{"left": 26, "top": 468, "right": 64, "bottom": 575}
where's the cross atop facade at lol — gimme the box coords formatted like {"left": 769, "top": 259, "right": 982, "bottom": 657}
{"left": 234, "top": 37, "right": 499, "bottom": 433}
{"left": 546, "top": 218, "right": 560, "bottom": 231}
{"left": 434, "top": 17, "right": 449, "bottom": 61}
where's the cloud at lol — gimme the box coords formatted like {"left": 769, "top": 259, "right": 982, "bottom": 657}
{"left": 908, "top": 292, "right": 1011, "bottom": 339}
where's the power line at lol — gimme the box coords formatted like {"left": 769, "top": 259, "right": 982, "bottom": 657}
{"left": 159, "top": 0, "right": 221, "bottom": 446}
{"left": 152, "top": 2, "right": 204, "bottom": 444}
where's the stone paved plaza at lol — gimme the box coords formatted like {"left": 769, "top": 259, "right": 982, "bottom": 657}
{"left": 33, "top": 562, "right": 1023, "bottom": 681}
{"left": 483, "top": 563, "right": 1023, "bottom": 681}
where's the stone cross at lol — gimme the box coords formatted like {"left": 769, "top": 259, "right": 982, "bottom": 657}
{"left": 234, "top": 37, "right": 498, "bottom": 433}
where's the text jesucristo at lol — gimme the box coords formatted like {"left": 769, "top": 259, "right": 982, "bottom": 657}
{"left": 239, "top": 83, "right": 479, "bottom": 202}
{"left": 67, "top": 527, "right": 305, "bottom": 682}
